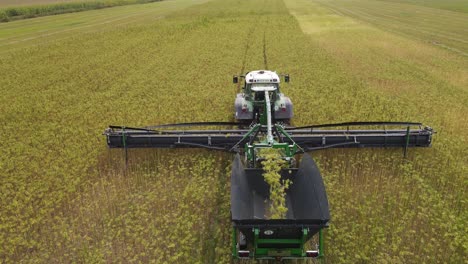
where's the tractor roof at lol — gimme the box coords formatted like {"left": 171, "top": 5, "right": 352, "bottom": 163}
{"left": 251, "top": 85, "right": 276, "bottom": 92}
{"left": 245, "top": 70, "right": 280, "bottom": 84}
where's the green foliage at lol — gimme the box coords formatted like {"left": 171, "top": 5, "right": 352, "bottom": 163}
{"left": 0, "top": 0, "right": 162, "bottom": 22}
{"left": 258, "top": 148, "right": 291, "bottom": 219}
{"left": 0, "top": 9, "right": 8, "bottom": 21}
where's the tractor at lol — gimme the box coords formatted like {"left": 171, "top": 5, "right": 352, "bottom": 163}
{"left": 233, "top": 70, "right": 293, "bottom": 125}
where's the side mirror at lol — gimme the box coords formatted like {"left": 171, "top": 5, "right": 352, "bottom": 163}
{"left": 233, "top": 75, "right": 238, "bottom": 84}
{"left": 284, "top": 74, "right": 290, "bottom": 83}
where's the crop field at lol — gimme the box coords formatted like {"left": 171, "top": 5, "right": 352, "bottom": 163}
{"left": 315, "top": 0, "right": 468, "bottom": 56}
{"left": 0, "top": 0, "right": 466, "bottom": 263}
{"left": 0, "top": 0, "right": 97, "bottom": 7}
{"left": 379, "top": 0, "right": 468, "bottom": 13}
{"left": 0, "top": 0, "right": 164, "bottom": 23}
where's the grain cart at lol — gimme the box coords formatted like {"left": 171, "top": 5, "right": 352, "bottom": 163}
{"left": 103, "top": 70, "right": 434, "bottom": 261}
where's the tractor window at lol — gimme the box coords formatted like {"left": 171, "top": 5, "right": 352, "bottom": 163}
{"left": 253, "top": 91, "right": 277, "bottom": 101}
{"left": 251, "top": 83, "right": 278, "bottom": 90}
{"left": 254, "top": 92, "right": 265, "bottom": 101}
{"left": 250, "top": 83, "right": 277, "bottom": 101}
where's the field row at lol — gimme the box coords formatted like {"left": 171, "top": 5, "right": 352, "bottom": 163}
{"left": 0, "top": 0, "right": 272, "bottom": 261}
{"left": 315, "top": 0, "right": 468, "bottom": 56}
{"left": 287, "top": 0, "right": 467, "bottom": 262}
{"left": 0, "top": 0, "right": 163, "bottom": 23}
{"left": 0, "top": 0, "right": 95, "bottom": 8}
{"left": 380, "top": 0, "right": 468, "bottom": 13}
{"left": 0, "top": 0, "right": 208, "bottom": 52}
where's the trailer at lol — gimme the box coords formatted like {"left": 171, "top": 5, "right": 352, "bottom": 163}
{"left": 231, "top": 153, "right": 329, "bottom": 259}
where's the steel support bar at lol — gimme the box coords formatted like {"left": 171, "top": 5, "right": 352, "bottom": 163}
{"left": 319, "top": 228, "right": 324, "bottom": 259}
{"left": 232, "top": 227, "right": 237, "bottom": 258}
{"left": 257, "top": 239, "right": 302, "bottom": 244}
{"left": 104, "top": 129, "right": 433, "bottom": 149}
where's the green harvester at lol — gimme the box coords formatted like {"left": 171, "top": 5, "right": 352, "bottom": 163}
{"left": 104, "top": 70, "right": 434, "bottom": 261}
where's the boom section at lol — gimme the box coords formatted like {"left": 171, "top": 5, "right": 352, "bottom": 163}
{"left": 104, "top": 126, "right": 433, "bottom": 151}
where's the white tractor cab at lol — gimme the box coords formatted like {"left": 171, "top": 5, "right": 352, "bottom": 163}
{"left": 233, "top": 70, "right": 293, "bottom": 124}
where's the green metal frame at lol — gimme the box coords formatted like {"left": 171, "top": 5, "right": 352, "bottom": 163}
{"left": 232, "top": 89, "right": 326, "bottom": 260}
{"left": 243, "top": 119, "right": 300, "bottom": 168}
{"left": 319, "top": 229, "right": 324, "bottom": 259}
{"left": 232, "top": 227, "right": 325, "bottom": 260}
{"left": 245, "top": 142, "right": 297, "bottom": 167}
{"left": 232, "top": 227, "right": 238, "bottom": 258}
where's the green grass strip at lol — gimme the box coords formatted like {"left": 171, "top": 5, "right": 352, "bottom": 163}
{"left": 0, "top": 0, "right": 162, "bottom": 22}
